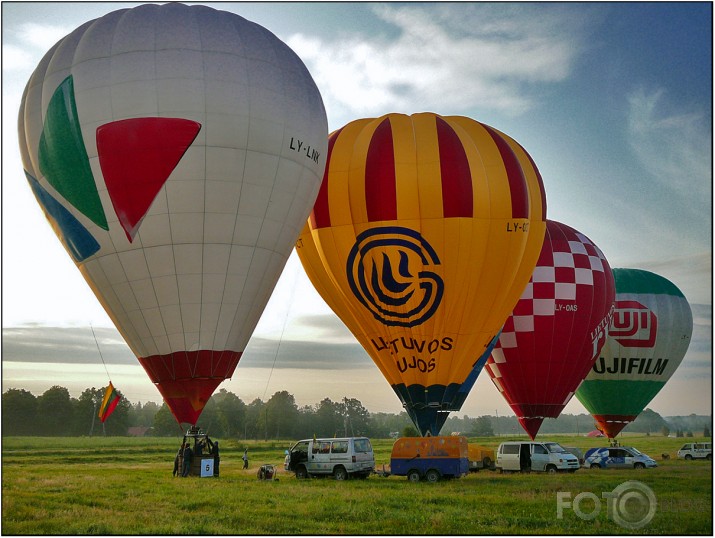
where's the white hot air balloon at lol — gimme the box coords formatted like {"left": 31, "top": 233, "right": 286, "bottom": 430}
{"left": 18, "top": 3, "right": 328, "bottom": 424}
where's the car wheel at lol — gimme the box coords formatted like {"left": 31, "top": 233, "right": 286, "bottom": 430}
{"left": 295, "top": 465, "right": 308, "bottom": 479}
{"left": 590, "top": 463, "right": 601, "bottom": 469}
{"left": 425, "top": 469, "right": 441, "bottom": 482}
{"left": 407, "top": 470, "right": 421, "bottom": 482}
{"left": 685, "top": 454, "right": 693, "bottom": 460}
{"left": 634, "top": 462, "right": 645, "bottom": 470}
{"left": 333, "top": 466, "right": 348, "bottom": 480}
{"left": 546, "top": 465, "right": 557, "bottom": 474}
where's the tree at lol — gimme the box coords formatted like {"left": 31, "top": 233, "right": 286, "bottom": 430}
{"left": 73, "top": 387, "right": 104, "bottom": 436}
{"left": 153, "top": 404, "right": 181, "bottom": 436}
{"left": 471, "top": 416, "right": 495, "bottom": 437}
{"left": 2, "top": 389, "right": 38, "bottom": 435}
{"left": 131, "top": 401, "right": 161, "bottom": 428}
{"left": 245, "top": 398, "right": 265, "bottom": 440}
{"left": 341, "top": 397, "right": 370, "bottom": 436}
{"left": 37, "top": 386, "right": 74, "bottom": 435}
{"left": 212, "top": 389, "right": 246, "bottom": 438}
{"left": 314, "top": 398, "right": 342, "bottom": 437}
{"left": 265, "top": 391, "right": 299, "bottom": 439}
{"left": 402, "top": 425, "right": 419, "bottom": 437}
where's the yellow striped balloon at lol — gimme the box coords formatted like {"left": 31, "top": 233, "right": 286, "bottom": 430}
{"left": 297, "top": 112, "right": 547, "bottom": 435}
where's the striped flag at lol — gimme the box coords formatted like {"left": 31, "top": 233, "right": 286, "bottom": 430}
{"left": 98, "top": 382, "right": 121, "bottom": 423}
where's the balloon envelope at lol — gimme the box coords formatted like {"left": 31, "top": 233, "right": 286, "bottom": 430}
{"left": 485, "top": 220, "right": 615, "bottom": 439}
{"left": 575, "top": 269, "right": 693, "bottom": 438}
{"left": 18, "top": 3, "right": 327, "bottom": 424}
{"left": 297, "top": 112, "right": 547, "bottom": 435}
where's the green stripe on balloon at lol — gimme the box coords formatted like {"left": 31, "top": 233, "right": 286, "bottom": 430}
{"left": 38, "top": 75, "right": 108, "bottom": 230}
{"left": 613, "top": 268, "right": 686, "bottom": 297}
{"left": 576, "top": 379, "right": 666, "bottom": 416}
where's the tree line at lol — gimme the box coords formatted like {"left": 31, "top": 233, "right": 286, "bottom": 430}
{"left": 2, "top": 386, "right": 710, "bottom": 439}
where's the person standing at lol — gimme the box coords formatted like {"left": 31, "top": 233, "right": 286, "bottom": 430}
{"left": 212, "top": 441, "right": 220, "bottom": 477}
{"left": 182, "top": 443, "right": 193, "bottom": 477}
{"left": 242, "top": 447, "right": 249, "bottom": 469}
{"left": 173, "top": 443, "right": 183, "bottom": 477}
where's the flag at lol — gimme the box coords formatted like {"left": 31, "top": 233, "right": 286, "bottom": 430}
{"left": 98, "top": 382, "right": 121, "bottom": 423}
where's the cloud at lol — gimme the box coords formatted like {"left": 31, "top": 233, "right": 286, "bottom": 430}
{"left": 2, "top": 326, "right": 136, "bottom": 365}
{"left": 14, "top": 22, "right": 72, "bottom": 52}
{"left": 287, "top": 3, "right": 582, "bottom": 127}
{"left": 1, "top": 322, "right": 375, "bottom": 371}
{"left": 627, "top": 87, "right": 712, "bottom": 203}
{"left": 241, "top": 337, "right": 373, "bottom": 370}
{"left": 2, "top": 44, "right": 35, "bottom": 71}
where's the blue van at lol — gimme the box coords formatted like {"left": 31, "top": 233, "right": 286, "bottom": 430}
{"left": 585, "top": 446, "right": 657, "bottom": 469}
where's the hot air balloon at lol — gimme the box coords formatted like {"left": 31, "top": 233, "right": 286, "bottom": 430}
{"left": 18, "top": 3, "right": 327, "bottom": 425}
{"left": 485, "top": 220, "right": 615, "bottom": 439}
{"left": 296, "top": 113, "right": 547, "bottom": 435}
{"left": 575, "top": 269, "right": 693, "bottom": 438}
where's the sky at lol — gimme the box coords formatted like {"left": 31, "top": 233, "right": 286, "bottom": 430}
{"left": 2, "top": 2, "right": 712, "bottom": 419}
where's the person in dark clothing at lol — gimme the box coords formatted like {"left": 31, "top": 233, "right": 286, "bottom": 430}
{"left": 519, "top": 444, "right": 531, "bottom": 473}
{"left": 182, "top": 444, "right": 193, "bottom": 477}
{"left": 212, "top": 441, "right": 220, "bottom": 477}
{"left": 173, "top": 444, "right": 183, "bottom": 477}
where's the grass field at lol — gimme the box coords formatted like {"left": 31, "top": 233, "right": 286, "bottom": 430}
{"left": 2, "top": 434, "right": 711, "bottom": 534}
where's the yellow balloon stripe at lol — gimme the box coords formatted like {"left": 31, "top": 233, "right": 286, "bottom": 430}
{"left": 299, "top": 112, "right": 547, "bottom": 414}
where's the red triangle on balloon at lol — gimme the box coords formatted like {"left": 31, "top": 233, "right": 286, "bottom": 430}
{"left": 97, "top": 117, "right": 201, "bottom": 241}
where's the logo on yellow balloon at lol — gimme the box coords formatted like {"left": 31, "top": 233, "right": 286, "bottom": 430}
{"left": 346, "top": 227, "right": 444, "bottom": 327}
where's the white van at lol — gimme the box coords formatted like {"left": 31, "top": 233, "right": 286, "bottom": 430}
{"left": 284, "top": 437, "right": 375, "bottom": 480}
{"left": 677, "top": 442, "right": 712, "bottom": 460}
{"left": 496, "top": 441, "right": 580, "bottom": 473}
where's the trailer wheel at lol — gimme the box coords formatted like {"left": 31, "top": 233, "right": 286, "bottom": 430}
{"left": 407, "top": 470, "right": 421, "bottom": 482}
{"left": 295, "top": 465, "right": 308, "bottom": 479}
{"left": 425, "top": 469, "right": 441, "bottom": 482}
{"left": 482, "top": 456, "right": 492, "bottom": 468}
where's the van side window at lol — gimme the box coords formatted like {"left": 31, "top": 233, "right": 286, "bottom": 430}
{"left": 331, "top": 441, "right": 348, "bottom": 454}
{"left": 354, "top": 439, "right": 372, "bottom": 453}
{"left": 503, "top": 444, "right": 520, "bottom": 455}
{"left": 319, "top": 442, "right": 331, "bottom": 454}
{"left": 532, "top": 444, "right": 548, "bottom": 454}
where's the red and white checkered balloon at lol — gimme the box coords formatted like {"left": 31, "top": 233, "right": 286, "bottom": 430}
{"left": 486, "top": 220, "right": 615, "bottom": 439}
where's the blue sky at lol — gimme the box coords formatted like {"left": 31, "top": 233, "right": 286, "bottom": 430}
{"left": 2, "top": 2, "right": 711, "bottom": 418}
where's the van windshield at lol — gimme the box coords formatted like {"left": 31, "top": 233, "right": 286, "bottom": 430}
{"left": 544, "top": 442, "right": 567, "bottom": 453}
{"left": 353, "top": 438, "right": 372, "bottom": 453}
{"left": 629, "top": 447, "right": 643, "bottom": 456}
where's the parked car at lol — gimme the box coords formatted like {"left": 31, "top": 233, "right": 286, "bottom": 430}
{"left": 677, "top": 442, "right": 712, "bottom": 460}
{"left": 284, "top": 437, "right": 375, "bottom": 479}
{"left": 496, "top": 441, "right": 580, "bottom": 473}
{"left": 585, "top": 446, "right": 657, "bottom": 469}
{"left": 391, "top": 436, "right": 469, "bottom": 482}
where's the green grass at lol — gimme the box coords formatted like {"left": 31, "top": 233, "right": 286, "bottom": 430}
{"left": 2, "top": 435, "right": 711, "bottom": 534}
